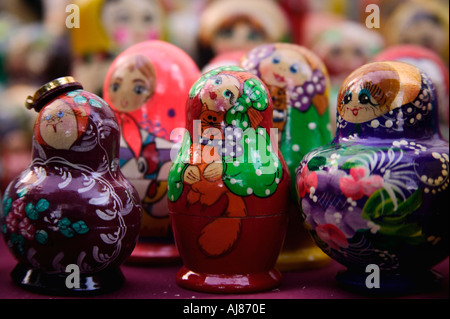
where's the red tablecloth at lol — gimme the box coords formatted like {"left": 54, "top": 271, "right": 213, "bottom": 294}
{"left": 0, "top": 239, "right": 448, "bottom": 300}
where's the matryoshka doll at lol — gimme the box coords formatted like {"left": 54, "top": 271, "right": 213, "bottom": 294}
{"left": 296, "top": 62, "right": 449, "bottom": 294}
{"left": 70, "top": 0, "right": 166, "bottom": 95}
{"left": 0, "top": 77, "right": 142, "bottom": 295}
{"left": 308, "top": 20, "right": 385, "bottom": 130}
{"left": 373, "top": 44, "right": 449, "bottom": 141}
{"left": 241, "top": 43, "right": 332, "bottom": 271}
{"left": 196, "top": 0, "right": 290, "bottom": 68}
{"left": 167, "top": 66, "right": 290, "bottom": 293}
{"left": 103, "top": 40, "right": 200, "bottom": 264}
{"left": 384, "top": 0, "right": 449, "bottom": 65}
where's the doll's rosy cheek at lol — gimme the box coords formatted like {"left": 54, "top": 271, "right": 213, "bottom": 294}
{"left": 146, "top": 30, "right": 159, "bottom": 40}
{"left": 113, "top": 27, "right": 129, "bottom": 44}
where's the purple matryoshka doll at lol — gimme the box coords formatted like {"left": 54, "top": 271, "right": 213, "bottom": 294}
{"left": 0, "top": 77, "right": 142, "bottom": 295}
{"left": 103, "top": 40, "right": 201, "bottom": 264}
{"left": 296, "top": 62, "right": 449, "bottom": 295}
{"left": 241, "top": 43, "right": 332, "bottom": 271}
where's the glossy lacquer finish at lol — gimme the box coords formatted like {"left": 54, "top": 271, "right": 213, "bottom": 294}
{"left": 103, "top": 40, "right": 200, "bottom": 264}
{"left": 168, "top": 66, "right": 289, "bottom": 293}
{"left": 241, "top": 43, "right": 332, "bottom": 271}
{"left": 0, "top": 77, "right": 142, "bottom": 295}
{"left": 296, "top": 62, "right": 449, "bottom": 295}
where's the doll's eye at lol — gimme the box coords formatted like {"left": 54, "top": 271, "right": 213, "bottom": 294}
{"left": 248, "top": 29, "right": 263, "bottom": 41}
{"left": 134, "top": 85, "right": 146, "bottom": 95}
{"left": 111, "top": 82, "right": 120, "bottom": 92}
{"left": 272, "top": 56, "right": 281, "bottom": 64}
{"left": 353, "top": 47, "right": 364, "bottom": 58}
{"left": 143, "top": 14, "right": 153, "bottom": 23}
{"left": 343, "top": 92, "right": 352, "bottom": 104}
{"left": 223, "top": 89, "right": 233, "bottom": 98}
{"left": 330, "top": 46, "right": 342, "bottom": 57}
{"left": 289, "top": 64, "right": 299, "bottom": 74}
{"left": 359, "top": 93, "right": 370, "bottom": 104}
{"left": 44, "top": 114, "right": 52, "bottom": 121}
{"left": 358, "top": 89, "right": 372, "bottom": 105}
{"left": 56, "top": 111, "right": 64, "bottom": 118}
{"left": 218, "top": 27, "right": 233, "bottom": 38}
{"left": 116, "top": 13, "right": 130, "bottom": 23}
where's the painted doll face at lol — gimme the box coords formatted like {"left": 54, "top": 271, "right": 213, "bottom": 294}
{"left": 211, "top": 18, "right": 267, "bottom": 54}
{"left": 108, "top": 55, "right": 156, "bottom": 113}
{"left": 324, "top": 42, "right": 367, "bottom": 78}
{"left": 101, "top": 0, "right": 163, "bottom": 49}
{"left": 39, "top": 100, "right": 79, "bottom": 150}
{"left": 199, "top": 74, "right": 240, "bottom": 112}
{"left": 337, "top": 63, "right": 401, "bottom": 124}
{"left": 399, "top": 15, "right": 447, "bottom": 55}
{"left": 259, "top": 47, "right": 312, "bottom": 87}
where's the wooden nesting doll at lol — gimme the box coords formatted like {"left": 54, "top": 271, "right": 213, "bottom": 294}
{"left": 296, "top": 62, "right": 449, "bottom": 295}
{"left": 0, "top": 77, "right": 142, "bottom": 295}
{"left": 103, "top": 40, "right": 200, "bottom": 264}
{"left": 241, "top": 43, "right": 332, "bottom": 271}
{"left": 384, "top": 0, "right": 449, "bottom": 65}
{"left": 167, "top": 66, "right": 290, "bottom": 293}
{"left": 373, "top": 44, "right": 449, "bottom": 142}
{"left": 196, "top": 0, "right": 290, "bottom": 68}
{"left": 70, "top": 0, "right": 166, "bottom": 95}
{"left": 308, "top": 20, "right": 385, "bottom": 131}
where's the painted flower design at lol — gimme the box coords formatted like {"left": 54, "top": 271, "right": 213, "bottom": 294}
{"left": 339, "top": 166, "right": 384, "bottom": 200}
{"left": 316, "top": 223, "right": 349, "bottom": 251}
{"left": 296, "top": 166, "right": 318, "bottom": 198}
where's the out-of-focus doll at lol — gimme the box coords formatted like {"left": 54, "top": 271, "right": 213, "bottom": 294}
{"left": 384, "top": 0, "right": 449, "bottom": 65}
{"left": 0, "top": 0, "right": 74, "bottom": 192}
{"left": 374, "top": 44, "right": 449, "bottom": 141}
{"left": 196, "top": 0, "right": 290, "bottom": 68}
{"left": 308, "top": 20, "right": 385, "bottom": 132}
{"left": 277, "top": 0, "right": 310, "bottom": 45}
{"left": 70, "top": 0, "right": 167, "bottom": 95}
{"left": 103, "top": 40, "right": 200, "bottom": 264}
{"left": 201, "top": 49, "right": 247, "bottom": 74}
{"left": 163, "top": 0, "right": 208, "bottom": 65}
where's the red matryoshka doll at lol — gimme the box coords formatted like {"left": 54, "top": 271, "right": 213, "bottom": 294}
{"left": 241, "top": 43, "right": 332, "bottom": 271}
{"left": 103, "top": 40, "right": 201, "bottom": 264}
{"left": 196, "top": 0, "right": 290, "bottom": 68}
{"left": 374, "top": 44, "right": 449, "bottom": 141}
{"left": 0, "top": 77, "right": 142, "bottom": 295}
{"left": 70, "top": 0, "right": 167, "bottom": 94}
{"left": 167, "top": 66, "right": 290, "bottom": 293}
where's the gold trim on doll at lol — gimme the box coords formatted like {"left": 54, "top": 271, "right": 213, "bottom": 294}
{"left": 337, "top": 61, "right": 421, "bottom": 124}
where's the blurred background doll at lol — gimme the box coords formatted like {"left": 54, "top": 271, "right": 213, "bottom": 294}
{"left": 197, "top": 0, "right": 291, "bottom": 69}
{"left": 70, "top": 0, "right": 167, "bottom": 95}
{"left": 163, "top": 0, "right": 208, "bottom": 65}
{"left": 383, "top": 0, "right": 449, "bottom": 65}
{"left": 307, "top": 19, "right": 385, "bottom": 132}
{"left": 0, "top": 0, "right": 72, "bottom": 193}
{"left": 103, "top": 40, "right": 200, "bottom": 264}
{"left": 374, "top": 44, "right": 449, "bottom": 141}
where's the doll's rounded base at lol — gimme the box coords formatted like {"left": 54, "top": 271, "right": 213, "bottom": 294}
{"left": 127, "top": 242, "right": 180, "bottom": 265}
{"left": 276, "top": 246, "right": 331, "bottom": 272}
{"left": 11, "top": 263, "right": 124, "bottom": 296}
{"left": 336, "top": 268, "right": 443, "bottom": 296}
{"left": 176, "top": 266, "right": 282, "bottom": 294}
